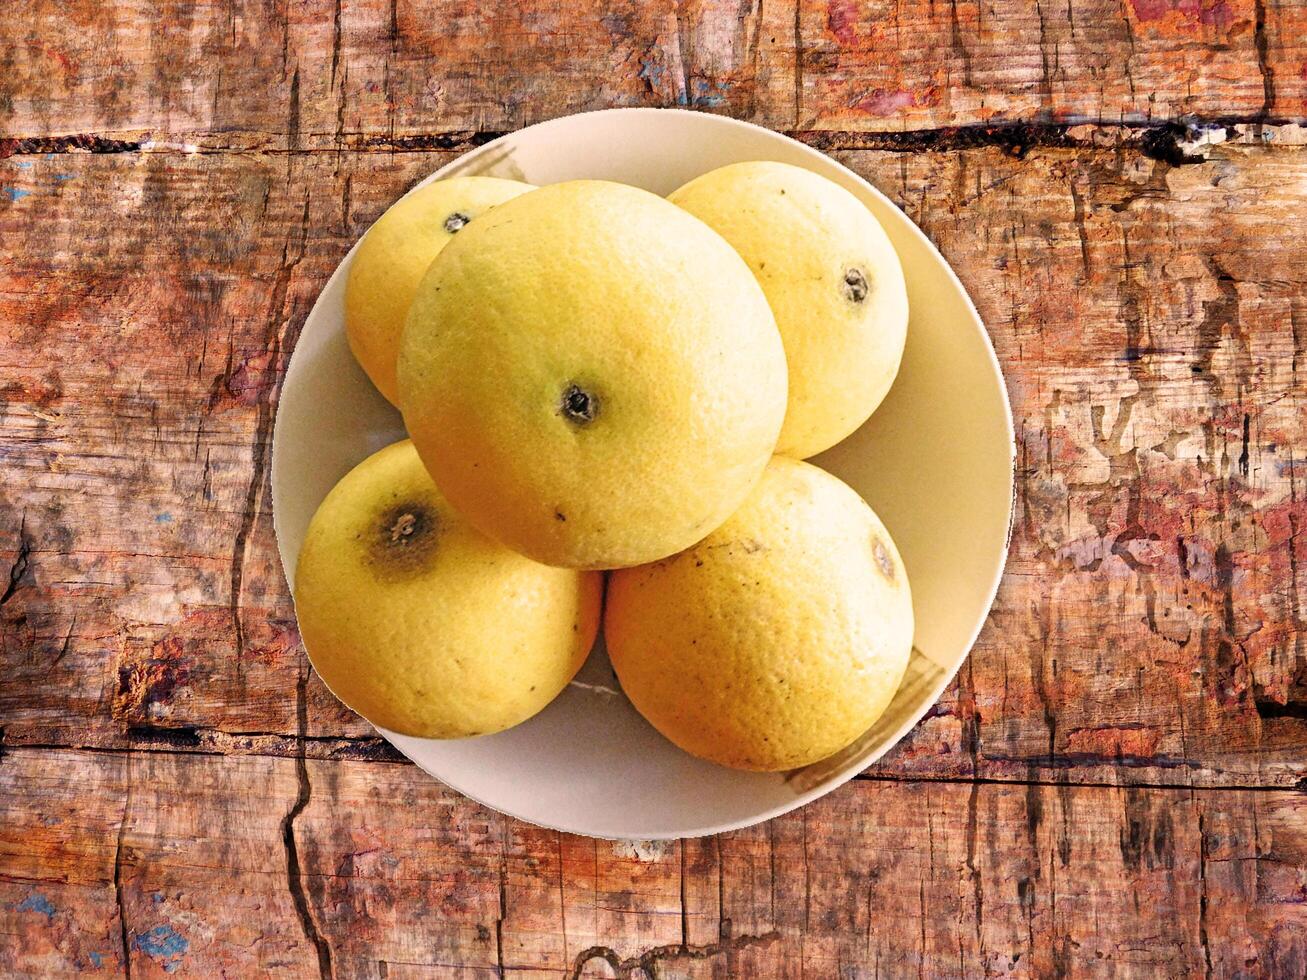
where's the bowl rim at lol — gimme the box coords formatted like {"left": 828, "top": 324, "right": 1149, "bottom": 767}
{"left": 272, "top": 106, "right": 1016, "bottom": 839}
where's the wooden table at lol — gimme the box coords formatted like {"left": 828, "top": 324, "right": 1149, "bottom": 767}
{"left": 3, "top": 1, "right": 1306, "bottom": 976}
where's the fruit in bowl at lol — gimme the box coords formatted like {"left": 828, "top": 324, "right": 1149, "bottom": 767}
{"left": 274, "top": 109, "right": 1016, "bottom": 839}
{"left": 296, "top": 158, "right": 912, "bottom": 771}
{"left": 605, "top": 456, "right": 913, "bottom": 771}
{"left": 397, "top": 179, "right": 788, "bottom": 570}
{"left": 670, "top": 161, "right": 909, "bottom": 460}
{"left": 345, "top": 176, "right": 533, "bottom": 405}
{"left": 294, "top": 439, "right": 602, "bottom": 738}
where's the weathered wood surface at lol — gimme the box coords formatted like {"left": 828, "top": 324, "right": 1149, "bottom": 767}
{"left": 4, "top": 133, "right": 1306, "bottom": 788}
{"left": 3, "top": 0, "right": 1307, "bottom": 975}
{"left": 2, "top": 129, "right": 1306, "bottom": 972}
{"left": 3, "top": 747, "right": 1306, "bottom": 977}
{"left": 1, "top": 0, "right": 1305, "bottom": 144}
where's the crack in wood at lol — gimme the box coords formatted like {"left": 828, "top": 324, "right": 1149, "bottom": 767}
{"left": 854, "top": 772, "right": 1304, "bottom": 794}
{"left": 114, "top": 754, "right": 134, "bottom": 979}
{"left": 1254, "top": 698, "right": 1307, "bottom": 721}
{"left": 965, "top": 775, "right": 985, "bottom": 962}
{"left": 1197, "top": 810, "right": 1213, "bottom": 978}
{"left": 288, "top": 69, "right": 301, "bottom": 153}
{"left": 1239, "top": 412, "right": 1251, "bottom": 479}
{"left": 1137, "top": 123, "right": 1206, "bottom": 167}
{"left": 1033, "top": 0, "right": 1055, "bottom": 107}
{"left": 1252, "top": 0, "right": 1276, "bottom": 123}
{"left": 330, "top": 0, "right": 343, "bottom": 84}
{"left": 2, "top": 731, "right": 406, "bottom": 762}
{"left": 0, "top": 118, "right": 1299, "bottom": 161}
{"left": 792, "top": 0, "right": 803, "bottom": 128}
{"left": 959, "top": 656, "right": 988, "bottom": 962}
{"left": 801, "top": 120, "right": 1223, "bottom": 165}
{"left": 355, "top": 130, "right": 502, "bottom": 151}
{"left": 981, "top": 750, "right": 1203, "bottom": 771}
{"left": 52, "top": 617, "right": 75, "bottom": 668}
{"left": 495, "top": 820, "right": 508, "bottom": 978}
{"left": 568, "top": 930, "right": 781, "bottom": 979}
{"left": 1067, "top": 178, "right": 1091, "bottom": 281}
{"left": 672, "top": 0, "right": 694, "bottom": 109}
{"left": 916, "top": 877, "right": 928, "bottom": 979}
{"left": 282, "top": 665, "right": 334, "bottom": 978}
{"left": 1, "top": 515, "right": 31, "bottom": 607}
{"left": 125, "top": 724, "right": 203, "bottom": 747}
{"left": 280, "top": 0, "right": 292, "bottom": 75}
{"left": 0, "top": 134, "right": 145, "bottom": 158}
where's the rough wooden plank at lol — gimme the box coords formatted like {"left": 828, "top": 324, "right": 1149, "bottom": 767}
{"left": 862, "top": 132, "right": 1307, "bottom": 789}
{"left": 1, "top": 0, "right": 1303, "bottom": 146}
{"left": 1, "top": 131, "right": 1306, "bottom": 788}
{"left": 2, "top": 747, "right": 1305, "bottom": 977}
{"left": 0, "top": 147, "right": 424, "bottom": 755}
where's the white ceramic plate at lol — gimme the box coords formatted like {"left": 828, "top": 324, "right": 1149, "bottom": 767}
{"left": 272, "top": 108, "right": 1014, "bottom": 840}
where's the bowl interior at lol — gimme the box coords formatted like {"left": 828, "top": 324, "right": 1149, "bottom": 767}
{"left": 271, "top": 108, "right": 1014, "bottom": 839}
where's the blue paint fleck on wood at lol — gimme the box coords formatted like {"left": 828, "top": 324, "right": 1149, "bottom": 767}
{"left": 132, "top": 924, "right": 189, "bottom": 972}
{"left": 16, "top": 890, "right": 56, "bottom": 920}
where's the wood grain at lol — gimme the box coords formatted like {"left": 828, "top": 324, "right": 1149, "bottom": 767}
{"left": 3, "top": 747, "right": 1305, "bottom": 977}
{"left": 2, "top": 131, "right": 1305, "bottom": 788}
{"left": 1, "top": 0, "right": 1304, "bottom": 145}
{"left": 3, "top": 2, "right": 1307, "bottom": 973}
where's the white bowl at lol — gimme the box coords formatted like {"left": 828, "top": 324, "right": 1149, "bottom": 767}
{"left": 272, "top": 108, "right": 1014, "bottom": 840}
